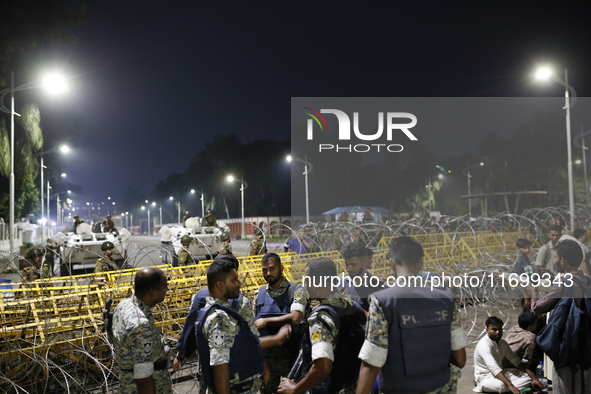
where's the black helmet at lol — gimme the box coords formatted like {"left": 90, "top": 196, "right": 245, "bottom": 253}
{"left": 74, "top": 215, "right": 79, "bottom": 219}
{"left": 254, "top": 228, "right": 263, "bottom": 236}
{"left": 101, "top": 241, "right": 115, "bottom": 251}
{"left": 180, "top": 235, "right": 192, "bottom": 245}
{"left": 185, "top": 211, "right": 190, "bottom": 215}
{"left": 106, "top": 214, "right": 111, "bottom": 219}
{"left": 25, "top": 247, "right": 44, "bottom": 259}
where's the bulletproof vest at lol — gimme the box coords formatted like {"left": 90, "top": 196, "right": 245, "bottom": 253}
{"left": 300, "top": 301, "right": 366, "bottom": 394}
{"left": 255, "top": 281, "right": 299, "bottom": 336}
{"left": 375, "top": 283, "right": 454, "bottom": 394}
{"left": 193, "top": 288, "right": 242, "bottom": 310}
{"left": 338, "top": 276, "right": 369, "bottom": 311}
{"left": 195, "top": 303, "right": 265, "bottom": 388}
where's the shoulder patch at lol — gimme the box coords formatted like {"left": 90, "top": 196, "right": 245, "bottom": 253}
{"left": 311, "top": 330, "right": 321, "bottom": 343}
{"left": 143, "top": 342, "right": 152, "bottom": 355}
{"left": 213, "top": 333, "right": 224, "bottom": 347}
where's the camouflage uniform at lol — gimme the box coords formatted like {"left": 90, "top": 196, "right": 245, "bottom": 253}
{"left": 44, "top": 242, "right": 58, "bottom": 274}
{"left": 219, "top": 240, "right": 232, "bottom": 255}
{"left": 102, "top": 218, "right": 118, "bottom": 233}
{"left": 201, "top": 295, "right": 263, "bottom": 394}
{"left": 20, "top": 265, "right": 50, "bottom": 282}
{"left": 204, "top": 213, "right": 217, "bottom": 227}
{"left": 112, "top": 294, "right": 173, "bottom": 394}
{"left": 73, "top": 219, "right": 84, "bottom": 234}
{"left": 321, "top": 232, "right": 342, "bottom": 251}
{"left": 254, "top": 279, "right": 309, "bottom": 394}
{"left": 361, "top": 291, "right": 468, "bottom": 394}
{"left": 95, "top": 256, "right": 118, "bottom": 273}
{"left": 308, "top": 291, "right": 357, "bottom": 394}
{"left": 363, "top": 210, "right": 374, "bottom": 223}
{"left": 354, "top": 230, "right": 369, "bottom": 246}
{"left": 182, "top": 214, "right": 191, "bottom": 226}
{"left": 178, "top": 248, "right": 198, "bottom": 266}
{"left": 249, "top": 236, "right": 267, "bottom": 256}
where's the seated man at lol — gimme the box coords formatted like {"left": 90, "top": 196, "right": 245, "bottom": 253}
{"left": 501, "top": 311, "right": 540, "bottom": 370}
{"left": 474, "top": 316, "right": 542, "bottom": 393}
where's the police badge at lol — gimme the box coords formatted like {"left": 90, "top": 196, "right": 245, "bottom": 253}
{"left": 143, "top": 342, "right": 152, "bottom": 355}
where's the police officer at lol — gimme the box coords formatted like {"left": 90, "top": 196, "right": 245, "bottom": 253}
{"left": 112, "top": 267, "right": 172, "bottom": 393}
{"left": 338, "top": 242, "right": 384, "bottom": 312}
{"left": 203, "top": 210, "right": 217, "bottom": 227}
{"left": 353, "top": 227, "right": 369, "bottom": 246}
{"left": 195, "top": 256, "right": 291, "bottom": 394}
{"left": 102, "top": 215, "right": 118, "bottom": 234}
{"left": 249, "top": 228, "right": 267, "bottom": 256}
{"left": 254, "top": 253, "right": 308, "bottom": 394}
{"left": 356, "top": 237, "right": 468, "bottom": 394}
{"left": 279, "top": 257, "right": 366, "bottom": 394}
{"left": 95, "top": 241, "right": 119, "bottom": 273}
{"left": 73, "top": 215, "right": 84, "bottom": 234}
{"left": 20, "top": 247, "right": 50, "bottom": 282}
{"left": 362, "top": 208, "right": 374, "bottom": 223}
{"left": 182, "top": 211, "right": 192, "bottom": 227}
{"left": 178, "top": 235, "right": 198, "bottom": 266}
{"left": 219, "top": 233, "right": 233, "bottom": 255}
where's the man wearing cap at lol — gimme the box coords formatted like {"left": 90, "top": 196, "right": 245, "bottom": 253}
{"left": 321, "top": 225, "right": 342, "bottom": 251}
{"left": 182, "top": 211, "right": 192, "bottom": 227}
{"left": 95, "top": 241, "right": 119, "bottom": 273}
{"left": 102, "top": 215, "right": 118, "bottom": 234}
{"left": 178, "top": 235, "right": 198, "bottom": 266}
{"left": 219, "top": 233, "right": 233, "bottom": 255}
{"left": 250, "top": 228, "right": 267, "bottom": 256}
{"left": 73, "top": 215, "right": 85, "bottom": 234}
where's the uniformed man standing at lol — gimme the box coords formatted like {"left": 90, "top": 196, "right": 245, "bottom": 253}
{"left": 356, "top": 237, "right": 468, "bottom": 394}
{"left": 203, "top": 210, "right": 217, "bottom": 227}
{"left": 362, "top": 208, "right": 374, "bottom": 223}
{"left": 194, "top": 256, "right": 275, "bottom": 394}
{"left": 20, "top": 247, "right": 51, "bottom": 282}
{"left": 112, "top": 267, "right": 172, "bottom": 393}
{"left": 353, "top": 227, "right": 369, "bottom": 246}
{"left": 321, "top": 225, "right": 342, "bottom": 252}
{"left": 183, "top": 211, "right": 192, "bottom": 227}
{"left": 102, "top": 215, "right": 119, "bottom": 234}
{"left": 44, "top": 238, "right": 58, "bottom": 275}
{"left": 279, "top": 257, "right": 366, "bottom": 394}
{"left": 95, "top": 241, "right": 119, "bottom": 273}
{"left": 178, "top": 235, "right": 198, "bottom": 266}
{"left": 219, "top": 233, "right": 233, "bottom": 255}
{"left": 73, "top": 215, "right": 84, "bottom": 234}
{"left": 254, "top": 253, "right": 308, "bottom": 394}
{"left": 249, "top": 228, "right": 267, "bottom": 256}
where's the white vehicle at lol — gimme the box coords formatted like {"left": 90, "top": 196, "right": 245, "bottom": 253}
{"left": 159, "top": 218, "right": 229, "bottom": 265}
{"left": 54, "top": 223, "right": 130, "bottom": 276}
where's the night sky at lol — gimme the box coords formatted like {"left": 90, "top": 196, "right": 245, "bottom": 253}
{"left": 32, "top": 1, "right": 591, "bottom": 211}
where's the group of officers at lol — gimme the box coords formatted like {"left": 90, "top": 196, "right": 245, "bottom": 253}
{"left": 112, "top": 236, "right": 469, "bottom": 394}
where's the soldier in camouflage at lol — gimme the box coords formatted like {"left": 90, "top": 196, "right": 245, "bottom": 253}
{"left": 73, "top": 215, "right": 85, "bottom": 234}
{"left": 356, "top": 238, "right": 469, "bottom": 394}
{"left": 182, "top": 211, "right": 192, "bottom": 226}
{"left": 44, "top": 238, "right": 58, "bottom": 274}
{"left": 20, "top": 247, "right": 51, "bottom": 282}
{"left": 219, "top": 233, "right": 233, "bottom": 255}
{"left": 203, "top": 210, "right": 217, "bottom": 227}
{"left": 112, "top": 267, "right": 172, "bottom": 393}
{"left": 199, "top": 255, "right": 293, "bottom": 394}
{"left": 362, "top": 208, "right": 374, "bottom": 223}
{"left": 321, "top": 225, "right": 342, "bottom": 251}
{"left": 249, "top": 228, "right": 267, "bottom": 256}
{"left": 178, "top": 235, "right": 198, "bottom": 266}
{"left": 95, "top": 241, "right": 119, "bottom": 273}
{"left": 102, "top": 214, "right": 118, "bottom": 234}
{"left": 353, "top": 227, "right": 369, "bottom": 246}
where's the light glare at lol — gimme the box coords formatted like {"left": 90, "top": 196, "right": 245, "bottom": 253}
{"left": 536, "top": 67, "right": 552, "bottom": 80}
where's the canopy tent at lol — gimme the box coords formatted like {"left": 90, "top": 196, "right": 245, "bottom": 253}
{"left": 322, "top": 206, "right": 393, "bottom": 215}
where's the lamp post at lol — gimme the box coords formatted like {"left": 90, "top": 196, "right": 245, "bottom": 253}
{"left": 574, "top": 127, "right": 591, "bottom": 205}
{"left": 142, "top": 205, "right": 151, "bottom": 236}
{"left": 426, "top": 174, "right": 444, "bottom": 212}
{"left": 463, "top": 162, "right": 484, "bottom": 216}
{"left": 0, "top": 73, "right": 68, "bottom": 253}
{"left": 536, "top": 67, "right": 577, "bottom": 230}
{"left": 169, "top": 196, "right": 181, "bottom": 224}
{"left": 191, "top": 189, "right": 206, "bottom": 218}
{"left": 287, "top": 154, "right": 313, "bottom": 224}
{"left": 227, "top": 175, "right": 248, "bottom": 239}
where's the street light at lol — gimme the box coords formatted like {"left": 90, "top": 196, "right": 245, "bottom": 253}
{"left": 169, "top": 196, "right": 181, "bottom": 224}
{"left": 141, "top": 205, "right": 151, "bottom": 236}
{"left": 0, "top": 73, "right": 68, "bottom": 253}
{"left": 191, "top": 189, "right": 206, "bottom": 218}
{"left": 227, "top": 175, "right": 248, "bottom": 239}
{"left": 426, "top": 174, "right": 444, "bottom": 212}
{"left": 536, "top": 66, "right": 577, "bottom": 230}
{"left": 287, "top": 154, "right": 313, "bottom": 224}
{"left": 463, "top": 162, "right": 484, "bottom": 216}
{"left": 574, "top": 127, "right": 591, "bottom": 206}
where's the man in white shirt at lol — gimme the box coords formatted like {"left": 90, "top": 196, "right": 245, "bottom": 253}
{"left": 473, "top": 316, "right": 542, "bottom": 394}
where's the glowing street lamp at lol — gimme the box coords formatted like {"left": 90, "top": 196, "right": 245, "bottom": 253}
{"left": 463, "top": 162, "right": 485, "bottom": 216}
{"left": 535, "top": 66, "right": 577, "bottom": 230}
{"left": 286, "top": 154, "right": 313, "bottom": 224}
{"left": 227, "top": 175, "right": 248, "bottom": 239}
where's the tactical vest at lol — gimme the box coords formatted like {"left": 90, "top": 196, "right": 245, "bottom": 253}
{"left": 255, "top": 281, "right": 300, "bottom": 337}
{"left": 192, "top": 288, "right": 242, "bottom": 310}
{"left": 338, "top": 275, "right": 379, "bottom": 311}
{"left": 299, "top": 301, "right": 366, "bottom": 394}
{"left": 374, "top": 283, "right": 454, "bottom": 393}
{"left": 195, "top": 303, "right": 265, "bottom": 388}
